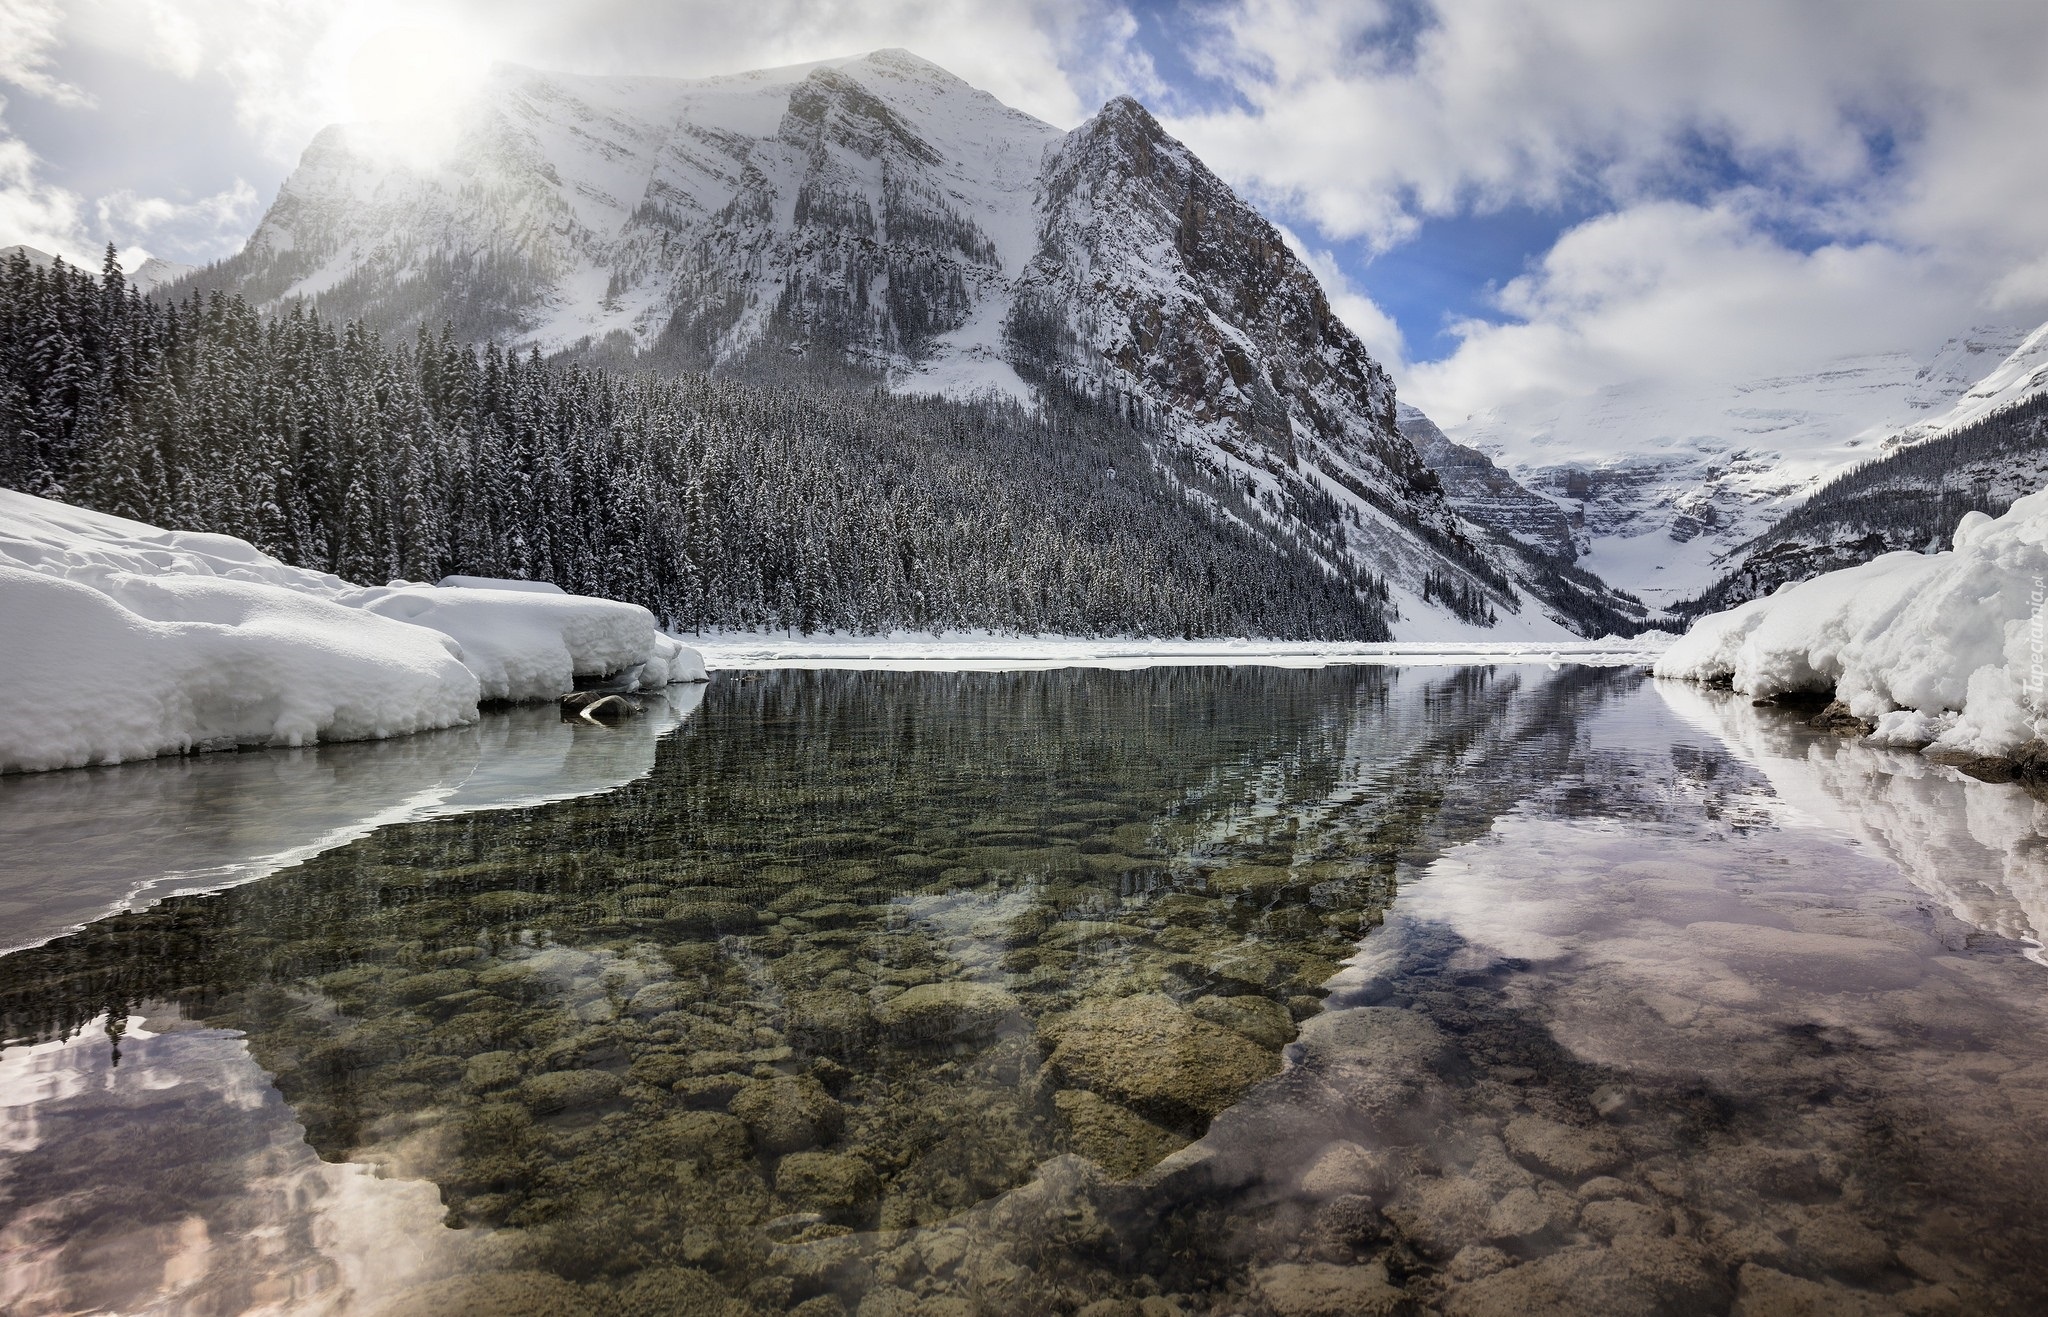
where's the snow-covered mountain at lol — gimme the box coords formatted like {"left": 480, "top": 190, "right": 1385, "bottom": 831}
{"left": 2, "top": 244, "right": 192, "bottom": 293}
{"left": 129, "top": 255, "right": 196, "bottom": 294}
{"left": 1879, "top": 320, "right": 2048, "bottom": 450}
{"left": 180, "top": 49, "right": 1646, "bottom": 640}
{"left": 1688, "top": 322, "right": 2048, "bottom": 610}
{"left": 1436, "top": 325, "right": 2031, "bottom": 607}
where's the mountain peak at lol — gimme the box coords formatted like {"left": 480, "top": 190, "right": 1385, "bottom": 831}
{"left": 852, "top": 48, "right": 964, "bottom": 81}
{"left": 187, "top": 51, "right": 1643, "bottom": 640}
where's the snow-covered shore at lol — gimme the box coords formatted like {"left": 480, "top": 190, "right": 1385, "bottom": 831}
{"left": 1656, "top": 487, "right": 2048, "bottom": 765}
{"left": 690, "top": 632, "right": 1672, "bottom": 672}
{"left": 0, "top": 490, "right": 704, "bottom": 774}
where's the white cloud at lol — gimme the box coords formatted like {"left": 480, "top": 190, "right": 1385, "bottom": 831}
{"left": 0, "top": 0, "right": 91, "bottom": 106}
{"left": 0, "top": 126, "right": 86, "bottom": 256}
{"left": 1154, "top": 0, "right": 2048, "bottom": 430}
{"left": 96, "top": 180, "right": 261, "bottom": 263}
{"left": 1401, "top": 200, "right": 1973, "bottom": 424}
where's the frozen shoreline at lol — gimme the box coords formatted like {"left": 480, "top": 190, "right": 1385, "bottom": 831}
{"left": 687, "top": 632, "right": 1672, "bottom": 672}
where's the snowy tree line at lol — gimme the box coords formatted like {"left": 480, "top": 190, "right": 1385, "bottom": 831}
{"left": 1686, "top": 389, "right": 2048, "bottom": 613}
{"left": 0, "top": 247, "right": 1392, "bottom": 638}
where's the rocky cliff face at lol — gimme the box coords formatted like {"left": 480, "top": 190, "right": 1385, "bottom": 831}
{"left": 1397, "top": 404, "right": 1575, "bottom": 562}
{"left": 176, "top": 51, "right": 1647, "bottom": 638}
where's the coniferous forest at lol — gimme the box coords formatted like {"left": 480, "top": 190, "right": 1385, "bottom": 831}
{"left": 0, "top": 248, "right": 1394, "bottom": 639}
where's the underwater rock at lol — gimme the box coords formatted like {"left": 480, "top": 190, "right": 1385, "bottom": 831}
{"left": 731, "top": 1075, "right": 845, "bottom": 1154}
{"left": 1439, "top": 1239, "right": 1729, "bottom": 1316}
{"left": 1042, "top": 992, "right": 1280, "bottom": 1131}
{"left": 1578, "top": 1199, "right": 1671, "bottom": 1241}
{"left": 371, "top": 1270, "right": 599, "bottom": 1316}
{"left": 1502, "top": 1114, "right": 1625, "bottom": 1183}
{"left": 519, "top": 1068, "right": 624, "bottom": 1114}
{"left": 775, "top": 1151, "right": 882, "bottom": 1222}
{"left": 1297, "top": 1140, "right": 1395, "bottom": 1200}
{"left": 1248, "top": 1260, "right": 1412, "bottom": 1317}
{"left": 463, "top": 1051, "right": 523, "bottom": 1092}
{"left": 1791, "top": 1208, "right": 1894, "bottom": 1280}
{"left": 1384, "top": 1177, "right": 1497, "bottom": 1260}
{"left": 786, "top": 990, "right": 875, "bottom": 1054}
{"left": 1189, "top": 994, "right": 1299, "bottom": 1048}
{"left": 1732, "top": 1264, "right": 1894, "bottom": 1317}
{"left": 388, "top": 968, "right": 478, "bottom": 1004}
{"left": 870, "top": 982, "right": 1019, "bottom": 1044}
{"left": 1053, "top": 1088, "right": 1191, "bottom": 1179}
{"left": 610, "top": 1265, "right": 749, "bottom": 1317}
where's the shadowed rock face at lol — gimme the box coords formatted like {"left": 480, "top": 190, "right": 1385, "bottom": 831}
{"left": 1019, "top": 98, "right": 1410, "bottom": 481}
{"left": 1398, "top": 403, "right": 1578, "bottom": 562}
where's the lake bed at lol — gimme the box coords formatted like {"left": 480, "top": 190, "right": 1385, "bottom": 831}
{"left": 2, "top": 664, "right": 2044, "bottom": 1315}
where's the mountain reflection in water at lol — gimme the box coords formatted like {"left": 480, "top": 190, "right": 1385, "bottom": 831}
{"left": 1, "top": 666, "right": 2045, "bottom": 1316}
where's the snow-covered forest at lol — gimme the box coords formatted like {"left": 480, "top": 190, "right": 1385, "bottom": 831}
{"left": 0, "top": 248, "right": 1393, "bottom": 639}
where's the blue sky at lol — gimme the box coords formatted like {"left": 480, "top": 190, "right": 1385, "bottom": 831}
{"left": 3, "top": 0, "right": 2044, "bottom": 422}
{"left": 1109, "top": 0, "right": 1599, "bottom": 364}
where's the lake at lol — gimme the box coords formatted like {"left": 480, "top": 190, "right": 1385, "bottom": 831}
{"left": 2, "top": 663, "right": 2044, "bottom": 1316}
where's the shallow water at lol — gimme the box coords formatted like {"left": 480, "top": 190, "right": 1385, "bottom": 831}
{"left": 2, "top": 665, "right": 2046, "bottom": 1315}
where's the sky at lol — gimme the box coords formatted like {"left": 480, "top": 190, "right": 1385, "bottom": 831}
{"left": 4, "top": 0, "right": 2046, "bottom": 427}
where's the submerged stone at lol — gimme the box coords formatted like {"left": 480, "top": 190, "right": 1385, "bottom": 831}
{"left": 1053, "top": 1088, "right": 1191, "bottom": 1179}
{"left": 1502, "top": 1114, "right": 1625, "bottom": 1182}
{"left": 1249, "top": 1260, "right": 1411, "bottom": 1317}
{"left": 776, "top": 1151, "right": 882, "bottom": 1221}
{"left": 519, "top": 1068, "right": 624, "bottom": 1114}
{"left": 1041, "top": 992, "right": 1279, "bottom": 1131}
{"left": 731, "top": 1075, "right": 845, "bottom": 1154}
{"left": 1189, "top": 994, "right": 1298, "bottom": 1047}
{"left": 870, "top": 982, "right": 1019, "bottom": 1043}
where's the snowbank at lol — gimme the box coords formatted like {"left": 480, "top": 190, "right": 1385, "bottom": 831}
{"left": 0, "top": 489, "right": 706, "bottom": 773}
{"left": 1656, "top": 488, "right": 2048, "bottom": 761}
{"left": 349, "top": 584, "right": 659, "bottom": 702}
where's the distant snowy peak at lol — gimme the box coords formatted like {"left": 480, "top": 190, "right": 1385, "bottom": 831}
{"left": 1883, "top": 319, "right": 2048, "bottom": 449}
{"left": 1441, "top": 324, "right": 2032, "bottom": 607}
{"left": 129, "top": 257, "right": 194, "bottom": 294}
{"left": 6, "top": 243, "right": 198, "bottom": 296}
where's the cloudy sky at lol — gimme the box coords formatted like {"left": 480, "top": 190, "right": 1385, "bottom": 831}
{"left": 4, "top": 0, "right": 2045, "bottom": 424}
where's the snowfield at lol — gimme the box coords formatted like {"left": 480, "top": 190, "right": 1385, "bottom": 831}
{"left": 1657, "top": 487, "right": 2048, "bottom": 761}
{"left": 0, "top": 490, "right": 705, "bottom": 774}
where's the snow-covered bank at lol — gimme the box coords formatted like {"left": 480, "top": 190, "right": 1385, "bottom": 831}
{"left": 0, "top": 490, "right": 704, "bottom": 774}
{"left": 1656, "top": 487, "right": 2048, "bottom": 762}
{"left": 691, "top": 632, "right": 1672, "bottom": 672}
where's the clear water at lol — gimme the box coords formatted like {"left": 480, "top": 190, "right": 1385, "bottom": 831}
{"left": 1, "top": 665, "right": 2045, "bottom": 1316}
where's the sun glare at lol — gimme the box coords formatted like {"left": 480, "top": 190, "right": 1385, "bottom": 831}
{"left": 345, "top": 24, "right": 487, "bottom": 125}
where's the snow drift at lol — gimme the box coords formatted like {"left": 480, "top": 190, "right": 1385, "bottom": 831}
{"left": 0, "top": 489, "right": 705, "bottom": 773}
{"left": 1656, "top": 487, "right": 2048, "bottom": 761}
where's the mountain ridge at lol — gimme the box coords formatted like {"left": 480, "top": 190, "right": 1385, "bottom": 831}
{"left": 169, "top": 49, "right": 1648, "bottom": 640}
